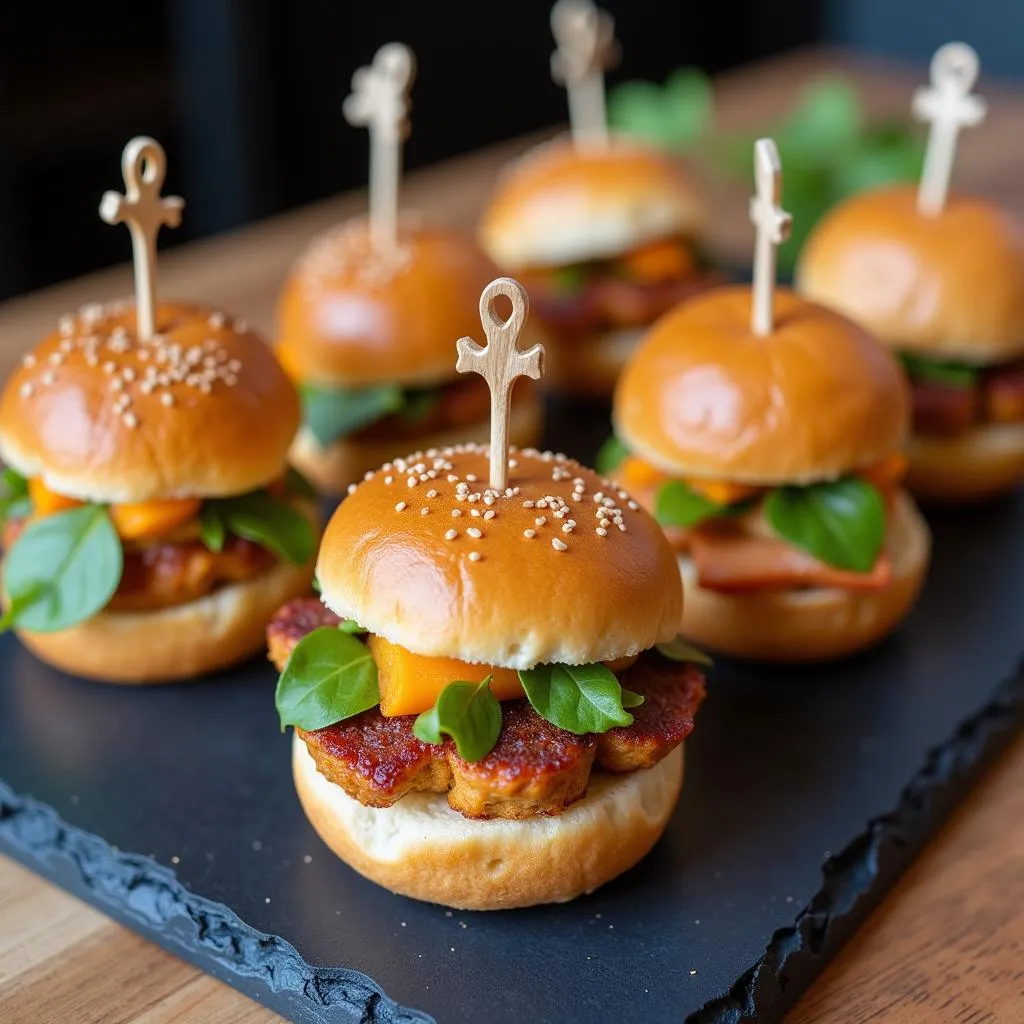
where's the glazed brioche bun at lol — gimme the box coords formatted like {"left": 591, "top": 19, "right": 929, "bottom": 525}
{"left": 293, "top": 733, "right": 683, "bottom": 910}
{"left": 16, "top": 553, "right": 314, "bottom": 684}
{"left": 614, "top": 286, "right": 909, "bottom": 484}
{"left": 905, "top": 422, "right": 1024, "bottom": 500}
{"left": 0, "top": 301, "right": 299, "bottom": 503}
{"left": 678, "top": 491, "right": 930, "bottom": 662}
{"left": 316, "top": 444, "right": 682, "bottom": 668}
{"left": 480, "top": 136, "right": 706, "bottom": 269}
{"left": 289, "top": 388, "right": 543, "bottom": 494}
{"left": 796, "top": 185, "right": 1024, "bottom": 363}
{"left": 276, "top": 218, "right": 543, "bottom": 388}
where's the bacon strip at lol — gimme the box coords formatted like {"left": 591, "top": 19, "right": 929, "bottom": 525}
{"left": 911, "top": 381, "right": 979, "bottom": 436}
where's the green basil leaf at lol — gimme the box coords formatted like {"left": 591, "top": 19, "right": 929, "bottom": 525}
{"left": 300, "top": 382, "right": 404, "bottom": 447}
{"left": 656, "top": 635, "right": 714, "bottom": 667}
{"left": 412, "top": 675, "right": 502, "bottom": 762}
{"left": 0, "top": 468, "right": 29, "bottom": 526}
{"left": 338, "top": 618, "right": 365, "bottom": 634}
{"left": 550, "top": 264, "right": 590, "bottom": 293}
{"left": 898, "top": 352, "right": 980, "bottom": 388}
{"left": 199, "top": 505, "right": 226, "bottom": 553}
{"left": 2, "top": 505, "right": 123, "bottom": 632}
{"left": 765, "top": 478, "right": 885, "bottom": 573}
{"left": 275, "top": 627, "right": 379, "bottom": 731}
{"left": 595, "top": 436, "right": 630, "bottom": 476}
{"left": 518, "top": 662, "right": 634, "bottom": 734}
{"left": 284, "top": 466, "right": 317, "bottom": 498}
{"left": 655, "top": 480, "right": 724, "bottom": 528}
{"left": 214, "top": 491, "right": 314, "bottom": 565}
{"left": 398, "top": 388, "right": 440, "bottom": 424}
{"left": 620, "top": 687, "right": 645, "bottom": 709}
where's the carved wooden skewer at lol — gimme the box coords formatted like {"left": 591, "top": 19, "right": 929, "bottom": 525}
{"left": 99, "top": 137, "right": 184, "bottom": 342}
{"left": 748, "top": 138, "right": 792, "bottom": 337}
{"left": 456, "top": 279, "right": 545, "bottom": 491}
{"left": 550, "top": 0, "right": 618, "bottom": 147}
{"left": 343, "top": 42, "right": 416, "bottom": 252}
{"left": 912, "top": 42, "right": 987, "bottom": 217}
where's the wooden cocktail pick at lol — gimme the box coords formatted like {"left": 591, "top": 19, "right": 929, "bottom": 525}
{"left": 99, "top": 137, "right": 184, "bottom": 342}
{"left": 343, "top": 42, "right": 416, "bottom": 253}
{"left": 550, "top": 0, "right": 619, "bottom": 147}
{"left": 912, "top": 42, "right": 986, "bottom": 217}
{"left": 456, "top": 279, "right": 545, "bottom": 491}
{"left": 748, "top": 138, "right": 792, "bottom": 337}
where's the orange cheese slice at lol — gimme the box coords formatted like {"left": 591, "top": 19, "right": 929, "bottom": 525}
{"left": 621, "top": 238, "right": 696, "bottom": 282}
{"left": 857, "top": 452, "right": 907, "bottom": 493}
{"left": 27, "top": 478, "right": 83, "bottom": 517}
{"left": 108, "top": 498, "right": 203, "bottom": 541}
{"left": 684, "top": 478, "right": 762, "bottom": 506}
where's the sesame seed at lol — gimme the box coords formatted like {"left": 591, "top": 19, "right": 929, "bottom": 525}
{"left": 535, "top": 516, "right": 546, "bottom": 526}
{"left": 123, "top": 412, "right": 138, "bottom": 428}
{"left": 41, "top": 371, "right": 55, "bottom": 386}
{"left": 102, "top": 361, "right": 116, "bottom": 374}
{"left": 483, "top": 510, "right": 495, "bottom": 520}
{"left": 420, "top": 507, "right": 429, "bottom": 515}
{"left": 19, "top": 382, "right": 33, "bottom": 398}
{"left": 447, "top": 474, "right": 459, "bottom": 483}
{"left": 451, "top": 509, "right": 462, "bottom": 517}
{"left": 426, "top": 489, "right": 438, "bottom": 498}
{"left": 523, "top": 500, "right": 535, "bottom": 508}
{"left": 347, "top": 484, "right": 357, "bottom": 495}
{"left": 48, "top": 352, "right": 64, "bottom": 366}
{"left": 445, "top": 529, "right": 458, "bottom": 540}
{"left": 466, "top": 474, "right": 477, "bottom": 483}
{"left": 596, "top": 527, "right": 607, "bottom": 536}
{"left": 22, "top": 354, "right": 36, "bottom": 368}
{"left": 384, "top": 476, "right": 394, "bottom": 485}
{"left": 628, "top": 500, "right": 639, "bottom": 511}
{"left": 122, "top": 367, "right": 136, "bottom": 382}
{"left": 59, "top": 315, "right": 75, "bottom": 335}
{"left": 617, "top": 522, "right": 627, "bottom": 531}
{"left": 551, "top": 538, "right": 567, "bottom": 551}
{"left": 467, "top": 527, "right": 482, "bottom": 539}
{"left": 470, "top": 509, "right": 481, "bottom": 517}
{"left": 208, "top": 312, "right": 225, "bottom": 328}
{"left": 523, "top": 529, "right": 536, "bottom": 538}
{"left": 562, "top": 523, "right": 574, "bottom": 533}
{"left": 160, "top": 392, "right": 174, "bottom": 407}
{"left": 407, "top": 477, "right": 418, "bottom": 488}
{"left": 394, "top": 501, "right": 407, "bottom": 512}
{"left": 468, "top": 551, "right": 482, "bottom": 562}
{"left": 110, "top": 378, "right": 124, "bottom": 391}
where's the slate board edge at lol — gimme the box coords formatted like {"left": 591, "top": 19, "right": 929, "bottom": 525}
{"left": 1, "top": 657, "right": 1021, "bottom": 1024}
{"left": 689, "top": 655, "right": 1024, "bottom": 1024}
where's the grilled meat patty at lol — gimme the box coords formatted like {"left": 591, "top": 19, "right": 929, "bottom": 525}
{"left": 269, "top": 598, "right": 706, "bottom": 820}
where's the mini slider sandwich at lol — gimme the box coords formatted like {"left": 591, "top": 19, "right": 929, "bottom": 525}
{"left": 0, "top": 138, "right": 315, "bottom": 683}
{"left": 276, "top": 43, "right": 542, "bottom": 494}
{"left": 797, "top": 43, "right": 1024, "bottom": 500}
{"left": 606, "top": 140, "right": 931, "bottom": 661}
{"left": 478, "top": 0, "right": 714, "bottom": 398}
{"left": 269, "top": 278, "right": 706, "bottom": 910}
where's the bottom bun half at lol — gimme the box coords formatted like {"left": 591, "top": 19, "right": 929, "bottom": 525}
{"left": 906, "top": 423, "right": 1024, "bottom": 502}
{"left": 289, "top": 391, "right": 543, "bottom": 495}
{"left": 17, "top": 556, "right": 314, "bottom": 684}
{"left": 678, "top": 490, "right": 931, "bottom": 662}
{"left": 293, "top": 733, "right": 683, "bottom": 910}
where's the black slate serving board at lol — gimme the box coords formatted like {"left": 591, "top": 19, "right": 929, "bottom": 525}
{"left": 1, "top": 398, "right": 1022, "bottom": 1024}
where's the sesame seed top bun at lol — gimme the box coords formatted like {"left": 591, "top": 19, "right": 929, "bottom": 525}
{"left": 479, "top": 136, "right": 706, "bottom": 270}
{"left": 315, "top": 445, "right": 682, "bottom": 669}
{"left": 0, "top": 300, "right": 300, "bottom": 503}
{"left": 276, "top": 218, "right": 532, "bottom": 389}
{"left": 796, "top": 185, "right": 1024, "bottom": 363}
{"left": 613, "top": 286, "right": 909, "bottom": 484}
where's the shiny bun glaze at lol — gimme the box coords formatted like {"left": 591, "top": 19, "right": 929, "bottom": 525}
{"left": 0, "top": 300, "right": 299, "bottom": 503}
{"left": 315, "top": 445, "right": 683, "bottom": 668}
{"left": 479, "top": 136, "right": 706, "bottom": 269}
{"left": 796, "top": 185, "right": 1024, "bottom": 363}
{"left": 613, "top": 286, "right": 909, "bottom": 484}
{"left": 276, "top": 218, "right": 539, "bottom": 388}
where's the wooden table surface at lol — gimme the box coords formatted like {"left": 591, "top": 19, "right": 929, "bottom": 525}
{"left": 1, "top": 46, "right": 1023, "bottom": 1023}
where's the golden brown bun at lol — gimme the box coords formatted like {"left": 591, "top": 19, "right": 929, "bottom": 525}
{"left": 905, "top": 423, "right": 1024, "bottom": 501}
{"left": 316, "top": 445, "right": 682, "bottom": 668}
{"left": 480, "top": 136, "right": 706, "bottom": 269}
{"left": 276, "top": 218, "right": 538, "bottom": 388}
{"left": 0, "top": 301, "right": 298, "bottom": 503}
{"left": 293, "top": 733, "right": 682, "bottom": 910}
{"left": 614, "top": 286, "right": 909, "bottom": 484}
{"left": 17, "top": 556, "right": 314, "bottom": 684}
{"left": 796, "top": 185, "right": 1024, "bottom": 363}
{"left": 289, "top": 389, "right": 543, "bottom": 495}
{"left": 678, "top": 490, "right": 930, "bottom": 661}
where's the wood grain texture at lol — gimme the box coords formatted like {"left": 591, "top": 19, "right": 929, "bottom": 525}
{"left": 0, "top": 45, "right": 1022, "bottom": 1024}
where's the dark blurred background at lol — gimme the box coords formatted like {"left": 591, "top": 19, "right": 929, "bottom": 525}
{"left": 0, "top": 0, "right": 1020, "bottom": 302}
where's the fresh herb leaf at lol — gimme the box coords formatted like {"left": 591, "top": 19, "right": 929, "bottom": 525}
{"left": 607, "top": 68, "right": 713, "bottom": 149}
{"left": 899, "top": 352, "right": 980, "bottom": 388}
{"left": 518, "top": 662, "right": 635, "bottom": 734}
{"left": 212, "top": 491, "right": 314, "bottom": 565}
{"left": 655, "top": 480, "right": 725, "bottom": 529}
{"left": 199, "top": 505, "right": 227, "bottom": 553}
{"left": 765, "top": 478, "right": 885, "bottom": 573}
{"left": 338, "top": 619, "right": 366, "bottom": 634}
{"left": 284, "top": 466, "right": 317, "bottom": 498}
{"left": 412, "top": 675, "right": 503, "bottom": 762}
{"left": 0, "top": 468, "right": 30, "bottom": 526}
{"left": 398, "top": 389, "right": 440, "bottom": 424}
{"left": 300, "top": 382, "right": 404, "bottom": 447}
{"left": 1, "top": 504, "right": 123, "bottom": 632}
{"left": 550, "top": 264, "right": 590, "bottom": 293}
{"left": 275, "top": 627, "right": 380, "bottom": 731}
{"left": 620, "top": 687, "right": 645, "bottom": 709}
{"left": 595, "top": 436, "right": 630, "bottom": 476}
{"left": 656, "top": 636, "right": 714, "bottom": 667}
